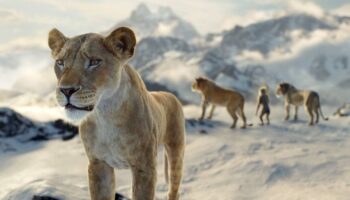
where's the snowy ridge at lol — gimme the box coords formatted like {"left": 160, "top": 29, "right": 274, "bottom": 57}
{"left": 109, "top": 3, "right": 199, "bottom": 40}
{"left": 220, "top": 14, "right": 339, "bottom": 55}
{"left": 130, "top": 36, "right": 197, "bottom": 69}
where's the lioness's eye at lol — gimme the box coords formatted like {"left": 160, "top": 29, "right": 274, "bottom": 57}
{"left": 56, "top": 59, "right": 64, "bottom": 69}
{"left": 87, "top": 58, "right": 102, "bottom": 69}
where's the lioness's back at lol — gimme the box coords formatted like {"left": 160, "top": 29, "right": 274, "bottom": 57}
{"left": 208, "top": 83, "right": 244, "bottom": 105}
{"left": 150, "top": 91, "right": 183, "bottom": 116}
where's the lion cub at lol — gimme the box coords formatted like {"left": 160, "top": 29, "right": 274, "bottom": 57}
{"left": 48, "top": 27, "right": 185, "bottom": 200}
{"left": 192, "top": 77, "right": 248, "bottom": 128}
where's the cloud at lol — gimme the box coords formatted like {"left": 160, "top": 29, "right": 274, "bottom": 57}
{"left": 0, "top": 36, "right": 47, "bottom": 52}
{"left": 28, "top": 0, "right": 131, "bottom": 23}
{"left": 284, "top": 0, "right": 325, "bottom": 17}
{"left": 235, "top": 23, "right": 350, "bottom": 64}
{"left": 219, "top": 0, "right": 328, "bottom": 32}
{"left": 220, "top": 10, "right": 277, "bottom": 30}
{"left": 332, "top": 3, "right": 350, "bottom": 16}
{"left": 0, "top": 8, "right": 22, "bottom": 23}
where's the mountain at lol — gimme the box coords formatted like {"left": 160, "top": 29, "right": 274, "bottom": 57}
{"left": 109, "top": 3, "right": 199, "bottom": 40}
{"left": 2, "top": 9, "right": 349, "bottom": 105}
{"left": 206, "top": 13, "right": 350, "bottom": 104}
{"left": 126, "top": 14, "right": 350, "bottom": 103}
{"left": 130, "top": 36, "right": 197, "bottom": 69}
{"left": 220, "top": 14, "right": 339, "bottom": 55}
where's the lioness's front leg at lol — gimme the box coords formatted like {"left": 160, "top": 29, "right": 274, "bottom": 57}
{"left": 284, "top": 104, "right": 290, "bottom": 120}
{"left": 199, "top": 100, "right": 209, "bottom": 121}
{"left": 207, "top": 104, "right": 216, "bottom": 119}
{"left": 131, "top": 163, "right": 157, "bottom": 200}
{"left": 88, "top": 160, "right": 115, "bottom": 200}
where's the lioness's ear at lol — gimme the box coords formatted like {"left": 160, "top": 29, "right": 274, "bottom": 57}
{"left": 104, "top": 27, "right": 136, "bottom": 60}
{"left": 196, "top": 77, "right": 205, "bottom": 82}
{"left": 48, "top": 28, "right": 67, "bottom": 56}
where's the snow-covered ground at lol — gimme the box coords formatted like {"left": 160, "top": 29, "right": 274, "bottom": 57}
{"left": 0, "top": 103, "right": 349, "bottom": 200}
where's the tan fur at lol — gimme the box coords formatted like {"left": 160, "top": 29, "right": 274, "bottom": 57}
{"left": 276, "top": 82, "right": 329, "bottom": 126}
{"left": 192, "top": 77, "right": 248, "bottom": 128}
{"left": 48, "top": 27, "right": 185, "bottom": 200}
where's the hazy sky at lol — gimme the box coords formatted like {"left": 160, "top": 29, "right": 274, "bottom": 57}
{"left": 1, "top": 0, "right": 350, "bottom": 51}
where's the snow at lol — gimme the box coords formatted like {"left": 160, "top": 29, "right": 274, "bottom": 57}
{"left": 110, "top": 3, "right": 199, "bottom": 40}
{"left": 0, "top": 102, "right": 349, "bottom": 200}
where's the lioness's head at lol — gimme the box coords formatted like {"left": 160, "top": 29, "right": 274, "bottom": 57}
{"left": 276, "top": 82, "right": 290, "bottom": 96}
{"left": 48, "top": 27, "right": 136, "bottom": 120}
{"left": 192, "top": 77, "right": 209, "bottom": 92}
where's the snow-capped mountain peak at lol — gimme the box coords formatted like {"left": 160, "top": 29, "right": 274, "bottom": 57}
{"left": 111, "top": 3, "right": 199, "bottom": 40}
{"left": 157, "top": 6, "right": 177, "bottom": 20}
{"left": 130, "top": 3, "right": 152, "bottom": 20}
{"left": 220, "top": 13, "right": 340, "bottom": 55}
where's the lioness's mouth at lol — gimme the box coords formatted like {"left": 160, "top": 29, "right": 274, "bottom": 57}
{"left": 65, "top": 103, "right": 94, "bottom": 111}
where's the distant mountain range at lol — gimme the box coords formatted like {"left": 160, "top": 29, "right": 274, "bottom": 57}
{"left": 1, "top": 3, "right": 349, "bottom": 105}
{"left": 221, "top": 14, "right": 338, "bottom": 55}
{"left": 121, "top": 5, "right": 350, "bottom": 103}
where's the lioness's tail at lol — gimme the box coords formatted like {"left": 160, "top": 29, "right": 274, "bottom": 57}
{"left": 164, "top": 152, "right": 169, "bottom": 183}
{"left": 318, "top": 105, "right": 329, "bottom": 121}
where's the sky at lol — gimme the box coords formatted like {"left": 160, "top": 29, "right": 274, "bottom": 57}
{"left": 1, "top": 0, "right": 350, "bottom": 51}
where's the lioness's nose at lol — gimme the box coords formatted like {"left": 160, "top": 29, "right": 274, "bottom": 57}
{"left": 60, "top": 87, "right": 80, "bottom": 98}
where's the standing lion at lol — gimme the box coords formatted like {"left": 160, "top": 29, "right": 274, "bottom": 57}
{"left": 192, "top": 77, "right": 249, "bottom": 129}
{"left": 276, "top": 82, "right": 329, "bottom": 125}
{"left": 48, "top": 27, "right": 185, "bottom": 200}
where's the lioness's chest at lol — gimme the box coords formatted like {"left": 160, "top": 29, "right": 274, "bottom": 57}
{"left": 90, "top": 124, "right": 130, "bottom": 169}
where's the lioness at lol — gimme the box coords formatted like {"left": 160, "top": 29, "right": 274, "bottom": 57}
{"left": 192, "top": 77, "right": 248, "bottom": 128}
{"left": 276, "top": 82, "right": 329, "bottom": 125}
{"left": 48, "top": 27, "right": 185, "bottom": 200}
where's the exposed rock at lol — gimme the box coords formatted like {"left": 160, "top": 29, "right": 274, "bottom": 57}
{"left": 32, "top": 196, "right": 60, "bottom": 200}
{"left": 115, "top": 193, "right": 130, "bottom": 200}
{"left": 0, "top": 107, "right": 78, "bottom": 142}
